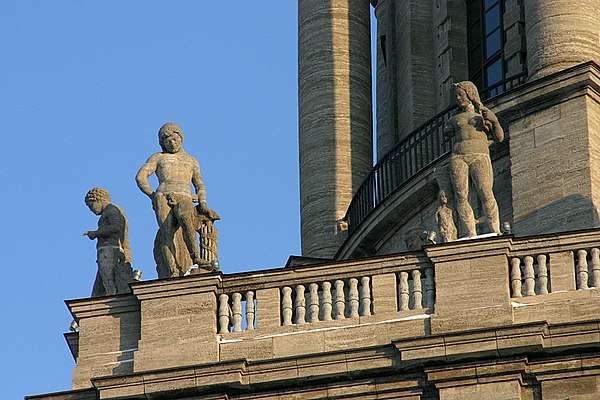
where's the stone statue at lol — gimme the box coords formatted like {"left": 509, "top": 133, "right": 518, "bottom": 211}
{"left": 445, "top": 81, "right": 504, "bottom": 237}
{"left": 136, "top": 122, "right": 220, "bottom": 278}
{"left": 435, "top": 189, "right": 458, "bottom": 242}
{"left": 404, "top": 227, "right": 428, "bottom": 251}
{"left": 83, "top": 188, "right": 134, "bottom": 297}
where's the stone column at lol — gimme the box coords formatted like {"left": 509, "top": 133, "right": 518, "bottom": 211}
{"left": 393, "top": 0, "right": 436, "bottom": 140}
{"left": 298, "top": 0, "right": 373, "bottom": 258}
{"left": 525, "top": 0, "right": 600, "bottom": 80}
{"left": 374, "top": 0, "right": 394, "bottom": 161}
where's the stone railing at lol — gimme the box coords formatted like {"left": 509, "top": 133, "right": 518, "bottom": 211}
{"left": 218, "top": 291, "right": 256, "bottom": 333}
{"left": 509, "top": 255, "right": 550, "bottom": 297}
{"left": 215, "top": 257, "right": 434, "bottom": 335}
{"left": 280, "top": 277, "right": 372, "bottom": 326}
{"left": 574, "top": 248, "right": 600, "bottom": 290}
{"left": 398, "top": 267, "right": 435, "bottom": 311}
{"left": 509, "top": 234, "right": 600, "bottom": 298}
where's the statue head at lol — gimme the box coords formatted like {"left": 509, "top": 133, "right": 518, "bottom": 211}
{"left": 454, "top": 81, "right": 484, "bottom": 113}
{"left": 158, "top": 122, "right": 184, "bottom": 153}
{"left": 438, "top": 189, "right": 448, "bottom": 205}
{"left": 85, "top": 187, "right": 111, "bottom": 215}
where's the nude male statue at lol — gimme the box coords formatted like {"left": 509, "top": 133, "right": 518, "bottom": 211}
{"left": 445, "top": 81, "right": 504, "bottom": 237}
{"left": 136, "top": 122, "right": 219, "bottom": 278}
{"left": 83, "top": 187, "right": 133, "bottom": 297}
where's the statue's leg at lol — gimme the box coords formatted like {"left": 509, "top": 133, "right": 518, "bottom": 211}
{"left": 174, "top": 200, "right": 203, "bottom": 267}
{"left": 471, "top": 155, "right": 501, "bottom": 234}
{"left": 97, "top": 247, "right": 118, "bottom": 296}
{"left": 153, "top": 194, "right": 178, "bottom": 275}
{"left": 450, "top": 155, "right": 477, "bottom": 237}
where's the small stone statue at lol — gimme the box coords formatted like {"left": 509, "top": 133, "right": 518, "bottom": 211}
{"left": 404, "top": 227, "right": 428, "bottom": 251}
{"left": 83, "top": 188, "right": 134, "bottom": 297}
{"left": 435, "top": 189, "right": 458, "bottom": 242}
{"left": 136, "top": 122, "right": 220, "bottom": 278}
{"left": 445, "top": 81, "right": 504, "bottom": 238}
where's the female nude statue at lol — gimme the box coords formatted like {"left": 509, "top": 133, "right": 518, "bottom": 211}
{"left": 445, "top": 81, "right": 504, "bottom": 237}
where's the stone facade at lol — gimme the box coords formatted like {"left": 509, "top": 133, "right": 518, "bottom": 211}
{"left": 27, "top": 230, "right": 600, "bottom": 399}
{"left": 28, "top": 0, "right": 600, "bottom": 399}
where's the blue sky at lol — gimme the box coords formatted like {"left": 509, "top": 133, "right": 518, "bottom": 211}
{"left": 0, "top": 2, "right": 301, "bottom": 398}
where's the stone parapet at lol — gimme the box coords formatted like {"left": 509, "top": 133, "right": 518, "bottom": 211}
{"left": 66, "top": 294, "right": 140, "bottom": 389}
{"left": 60, "top": 228, "right": 600, "bottom": 394}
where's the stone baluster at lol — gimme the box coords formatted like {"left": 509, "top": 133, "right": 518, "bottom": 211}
{"left": 245, "top": 291, "right": 255, "bottom": 330}
{"left": 321, "top": 281, "right": 333, "bottom": 321}
{"left": 576, "top": 249, "right": 589, "bottom": 290}
{"left": 281, "top": 287, "right": 293, "bottom": 326}
{"left": 334, "top": 280, "right": 345, "bottom": 319}
{"left": 294, "top": 285, "right": 306, "bottom": 324}
{"left": 359, "top": 277, "right": 371, "bottom": 316}
{"left": 218, "top": 294, "right": 230, "bottom": 334}
{"left": 591, "top": 248, "right": 600, "bottom": 288}
{"left": 348, "top": 278, "right": 360, "bottom": 318}
{"left": 522, "top": 256, "right": 536, "bottom": 296}
{"left": 231, "top": 293, "right": 243, "bottom": 332}
{"left": 411, "top": 270, "right": 423, "bottom": 309}
{"left": 399, "top": 272, "right": 409, "bottom": 311}
{"left": 535, "top": 255, "right": 549, "bottom": 295}
{"left": 510, "top": 258, "right": 522, "bottom": 298}
{"left": 308, "top": 283, "right": 320, "bottom": 322}
{"left": 424, "top": 268, "right": 435, "bottom": 308}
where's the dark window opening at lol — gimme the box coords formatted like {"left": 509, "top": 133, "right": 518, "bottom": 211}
{"left": 467, "top": 0, "right": 508, "bottom": 99}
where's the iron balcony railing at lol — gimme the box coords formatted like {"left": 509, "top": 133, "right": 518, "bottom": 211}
{"left": 346, "top": 72, "right": 528, "bottom": 234}
{"left": 346, "top": 106, "right": 456, "bottom": 233}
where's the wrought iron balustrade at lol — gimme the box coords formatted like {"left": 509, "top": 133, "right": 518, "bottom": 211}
{"left": 346, "top": 106, "right": 456, "bottom": 233}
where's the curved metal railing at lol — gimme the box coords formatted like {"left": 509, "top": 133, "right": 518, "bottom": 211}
{"left": 346, "top": 106, "right": 456, "bottom": 233}
{"left": 346, "top": 72, "right": 528, "bottom": 234}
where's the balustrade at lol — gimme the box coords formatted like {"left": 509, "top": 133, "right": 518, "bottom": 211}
{"left": 509, "top": 255, "right": 550, "bottom": 297}
{"left": 217, "top": 290, "right": 256, "bottom": 333}
{"left": 575, "top": 248, "right": 600, "bottom": 289}
{"left": 280, "top": 276, "right": 373, "bottom": 326}
{"left": 397, "top": 267, "right": 434, "bottom": 310}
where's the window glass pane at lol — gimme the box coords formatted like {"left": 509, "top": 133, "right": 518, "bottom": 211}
{"left": 484, "top": 0, "right": 498, "bottom": 12}
{"left": 485, "top": 29, "right": 501, "bottom": 58}
{"left": 484, "top": 4, "right": 500, "bottom": 32}
{"left": 485, "top": 58, "right": 503, "bottom": 86}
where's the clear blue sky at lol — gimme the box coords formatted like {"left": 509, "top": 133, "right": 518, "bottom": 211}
{"left": 1, "top": 3, "right": 377, "bottom": 398}
{"left": 0, "top": 2, "right": 301, "bottom": 398}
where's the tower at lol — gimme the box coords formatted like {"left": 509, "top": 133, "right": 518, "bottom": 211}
{"left": 298, "top": 0, "right": 373, "bottom": 258}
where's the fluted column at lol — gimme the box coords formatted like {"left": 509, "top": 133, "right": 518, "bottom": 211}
{"left": 299, "top": 0, "right": 374, "bottom": 257}
{"left": 525, "top": 0, "right": 600, "bottom": 80}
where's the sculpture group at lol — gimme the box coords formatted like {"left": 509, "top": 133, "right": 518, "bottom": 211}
{"left": 82, "top": 82, "right": 502, "bottom": 294}
{"left": 84, "top": 123, "right": 221, "bottom": 297}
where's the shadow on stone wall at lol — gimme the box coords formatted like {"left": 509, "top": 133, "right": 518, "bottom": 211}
{"left": 514, "top": 194, "right": 600, "bottom": 237}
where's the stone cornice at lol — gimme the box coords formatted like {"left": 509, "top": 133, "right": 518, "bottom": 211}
{"left": 489, "top": 61, "right": 600, "bottom": 124}
{"left": 130, "top": 273, "right": 222, "bottom": 300}
{"left": 66, "top": 293, "right": 139, "bottom": 321}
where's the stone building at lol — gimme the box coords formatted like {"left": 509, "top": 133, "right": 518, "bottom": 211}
{"left": 28, "top": 1, "right": 600, "bottom": 399}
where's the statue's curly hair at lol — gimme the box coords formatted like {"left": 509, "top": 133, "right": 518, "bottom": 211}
{"left": 85, "top": 187, "right": 111, "bottom": 206}
{"left": 454, "top": 81, "right": 484, "bottom": 113}
{"left": 158, "top": 122, "right": 184, "bottom": 151}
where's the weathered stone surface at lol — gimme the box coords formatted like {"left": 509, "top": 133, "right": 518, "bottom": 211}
{"left": 83, "top": 188, "right": 133, "bottom": 297}
{"left": 446, "top": 81, "right": 504, "bottom": 237}
{"left": 298, "top": 0, "right": 373, "bottom": 258}
{"left": 136, "top": 122, "right": 220, "bottom": 278}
